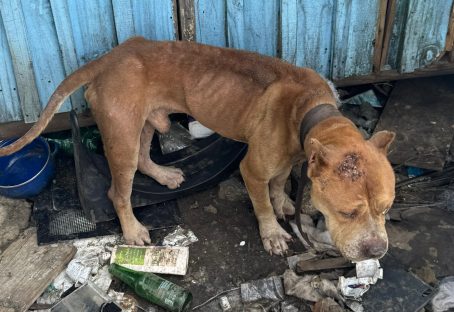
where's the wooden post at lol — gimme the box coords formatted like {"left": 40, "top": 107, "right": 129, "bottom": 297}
{"left": 178, "top": 0, "right": 196, "bottom": 41}
{"left": 373, "top": 0, "right": 391, "bottom": 72}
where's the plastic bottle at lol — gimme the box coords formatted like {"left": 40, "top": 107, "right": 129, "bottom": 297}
{"left": 108, "top": 263, "right": 192, "bottom": 312}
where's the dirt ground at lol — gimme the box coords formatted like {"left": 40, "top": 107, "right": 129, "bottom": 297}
{"left": 123, "top": 171, "right": 454, "bottom": 311}
{"left": 2, "top": 170, "right": 454, "bottom": 311}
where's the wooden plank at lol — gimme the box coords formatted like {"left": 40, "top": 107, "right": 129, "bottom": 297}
{"left": 398, "top": 0, "right": 453, "bottom": 73}
{"left": 179, "top": 0, "right": 195, "bottom": 41}
{"left": 0, "top": 0, "right": 41, "bottom": 123}
{"left": 332, "top": 0, "right": 381, "bottom": 79}
{"left": 296, "top": 257, "right": 353, "bottom": 274}
{"left": 112, "top": 0, "right": 177, "bottom": 43}
{"left": 281, "top": 0, "right": 334, "bottom": 78}
{"left": 20, "top": 1, "right": 72, "bottom": 113}
{"left": 0, "top": 228, "right": 76, "bottom": 312}
{"left": 374, "top": 75, "right": 454, "bottom": 170}
{"left": 335, "top": 61, "right": 454, "bottom": 86}
{"left": 194, "top": 0, "right": 226, "bottom": 47}
{"left": 379, "top": 0, "right": 398, "bottom": 70}
{"left": 444, "top": 1, "right": 454, "bottom": 52}
{"left": 50, "top": 0, "right": 88, "bottom": 114}
{"left": 0, "top": 13, "right": 22, "bottom": 123}
{"left": 226, "top": 0, "right": 279, "bottom": 56}
{"left": 384, "top": 0, "right": 408, "bottom": 70}
{"left": 0, "top": 111, "right": 95, "bottom": 140}
{"left": 373, "top": 0, "right": 390, "bottom": 72}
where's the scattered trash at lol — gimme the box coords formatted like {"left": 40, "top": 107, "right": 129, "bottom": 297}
{"left": 239, "top": 241, "right": 246, "bottom": 247}
{"left": 219, "top": 296, "right": 232, "bottom": 311}
{"left": 241, "top": 276, "right": 285, "bottom": 303}
{"left": 343, "top": 89, "right": 384, "bottom": 108}
{"left": 50, "top": 281, "right": 121, "bottom": 312}
{"left": 66, "top": 259, "right": 92, "bottom": 285}
{"left": 110, "top": 245, "right": 189, "bottom": 276}
{"left": 162, "top": 225, "right": 199, "bottom": 247}
{"left": 283, "top": 270, "right": 342, "bottom": 304}
{"left": 218, "top": 177, "right": 249, "bottom": 201}
{"left": 109, "top": 263, "right": 192, "bottom": 312}
{"left": 35, "top": 235, "right": 119, "bottom": 306}
{"left": 188, "top": 118, "right": 215, "bottom": 139}
{"left": 36, "top": 271, "right": 74, "bottom": 305}
{"left": 313, "top": 297, "right": 345, "bottom": 312}
{"left": 286, "top": 252, "right": 317, "bottom": 271}
{"left": 355, "top": 259, "right": 383, "bottom": 284}
{"left": 191, "top": 287, "right": 240, "bottom": 311}
{"left": 158, "top": 122, "right": 193, "bottom": 154}
{"left": 46, "top": 127, "right": 101, "bottom": 156}
{"left": 432, "top": 276, "right": 454, "bottom": 312}
{"left": 338, "top": 260, "right": 383, "bottom": 300}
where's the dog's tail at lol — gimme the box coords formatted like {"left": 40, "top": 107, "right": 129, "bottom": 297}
{"left": 0, "top": 58, "right": 103, "bottom": 156}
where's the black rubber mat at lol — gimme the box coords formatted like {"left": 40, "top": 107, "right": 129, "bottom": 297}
{"left": 33, "top": 155, "right": 182, "bottom": 245}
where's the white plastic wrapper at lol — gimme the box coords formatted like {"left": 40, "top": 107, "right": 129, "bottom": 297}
{"left": 338, "top": 259, "right": 383, "bottom": 300}
{"left": 162, "top": 226, "right": 199, "bottom": 247}
{"left": 66, "top": 260, "right": 92, "bottom": 285}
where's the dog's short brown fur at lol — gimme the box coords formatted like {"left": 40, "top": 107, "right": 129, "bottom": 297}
{"left": 0, "top": 37, "right": 395, "bottom": 261}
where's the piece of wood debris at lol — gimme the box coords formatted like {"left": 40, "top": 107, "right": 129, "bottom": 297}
{"left": 0, "top": 228, "right": 76, "bottom": 312}
{"left": 296, "top": 257, "right": 353, "bottom": 274}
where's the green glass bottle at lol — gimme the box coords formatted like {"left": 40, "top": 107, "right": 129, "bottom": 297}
{"left": 109, "top": 263, "right": 192, "bottom": 312}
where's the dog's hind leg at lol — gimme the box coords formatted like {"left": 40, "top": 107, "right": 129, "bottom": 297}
{"left": 137, "top": 120, "right": 185, "bottom": 189}
{"left": 98, "top": 114, "right": 151, "bottom": 245}
{"left": 269, "top": 167, "right": 296, "bottom": 219}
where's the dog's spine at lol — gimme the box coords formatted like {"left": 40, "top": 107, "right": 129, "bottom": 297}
{"left": 0, "top": 59, "right": 102, "bottom": 156}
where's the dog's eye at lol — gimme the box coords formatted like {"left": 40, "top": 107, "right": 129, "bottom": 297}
{"left": 339, "top": 211, "right": 356, "bottom": 219}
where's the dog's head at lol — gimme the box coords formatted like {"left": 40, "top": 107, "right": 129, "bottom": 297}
{"left": 308, "top": 131, "right": 395, "bottom": 261}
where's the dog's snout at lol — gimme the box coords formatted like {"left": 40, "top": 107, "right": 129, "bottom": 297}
{"left": 360, "top": 237, "right": 387, "bottom": 259}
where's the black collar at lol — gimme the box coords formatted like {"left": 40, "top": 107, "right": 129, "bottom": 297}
{"left": 296, "top": 103, "right": 342, "bottom": 249}
{"left": 299, "top": 104, "right": 342, "bottom": 148}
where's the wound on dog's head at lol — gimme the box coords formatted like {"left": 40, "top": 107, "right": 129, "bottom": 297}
{"left": 337, "top": 153, "right": 364, "bottom": 182}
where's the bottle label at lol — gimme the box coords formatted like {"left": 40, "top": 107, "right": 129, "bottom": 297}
{"left": 111, "top": 246, "right": 189, "bottom": 275}
{"left": 157, "top": 280, "right": 178, "bottom": 307}
{"left": 114, "top": 247, "right": 146, "bottom": 265}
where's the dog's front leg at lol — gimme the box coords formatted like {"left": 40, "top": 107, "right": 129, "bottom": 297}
{"left": 269, "top": 167, "right": 296, "bottom": 219}
{"left": 240, "top": 153, "right": 292, "bottom": 256}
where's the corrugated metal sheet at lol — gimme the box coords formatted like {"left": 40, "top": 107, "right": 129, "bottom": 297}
{"left": 0, "top": 0, "right": 176, "bottom": 124}
{"left": 194, "top": 0, "right": 381, "bottom": 78}
{"left": 386, "top": 0, "right": 453, "bottom": 73}
{"left": 0, "top": 12, "right": 21, "bottom": 122}
{"left": 281, "top": 0, "right": 334, "bottom": 78}
{"left": 0, "top": 0, "right": 453, "bottom": 124}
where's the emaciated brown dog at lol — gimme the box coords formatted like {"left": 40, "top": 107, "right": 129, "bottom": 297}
{"left": 0, "top": 37, "right": 395, "bottom": 261}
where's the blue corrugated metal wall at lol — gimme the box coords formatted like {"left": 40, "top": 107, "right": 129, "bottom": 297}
{"left": 0, "top": 0, "right": 453, "bottom": 124}
{"left": 0, "top": 0, "right": 176, "bottom": 123}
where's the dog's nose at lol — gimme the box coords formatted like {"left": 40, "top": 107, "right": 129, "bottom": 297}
{"left": 360, "top": 238, "right": 387, "bottom": 259}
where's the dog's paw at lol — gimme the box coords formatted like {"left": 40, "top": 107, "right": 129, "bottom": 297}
{"left": 259, "top": 220, "right": 292, "bottom": 256}
{"left": 155, "top": 167, "right": 185, "bottom": 189}
{"left": 272, "top": 194, "right": 295, "bottom": 219}
{"left": 123, "top": 221, "right": 151, "bottom": 246}
{"left": 283, "top": 196, "right": 295, "bottom": 216}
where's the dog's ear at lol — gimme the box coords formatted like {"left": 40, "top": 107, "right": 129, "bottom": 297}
{"left": 369, "top": 131, "right": 395, "bottom": 154}
{"left": 308, "top": 138, "right": 331, "bottom": 177}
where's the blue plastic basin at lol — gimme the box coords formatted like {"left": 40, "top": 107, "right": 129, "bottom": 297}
{"left": 0, "top": 136, "right": 56, "bottom": 198}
